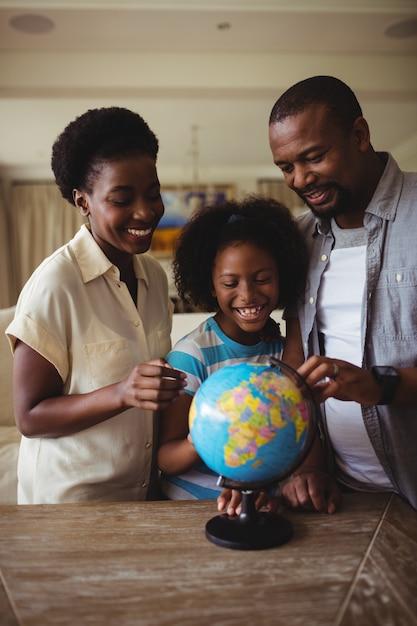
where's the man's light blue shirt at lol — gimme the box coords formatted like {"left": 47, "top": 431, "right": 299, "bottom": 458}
{"left": 292, "top": 154, "right": 417, "bottom": 509}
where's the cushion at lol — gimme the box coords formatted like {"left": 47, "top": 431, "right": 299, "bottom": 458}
{"left": 0, "top": 306, "right": 16, "bottom": 427}
{"left": 0, "top": 426, "right": 20, "bottom": 504}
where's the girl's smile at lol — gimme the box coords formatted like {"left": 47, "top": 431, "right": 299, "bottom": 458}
{"left": 211, "top": 242, "right": 280, "bottom": 345}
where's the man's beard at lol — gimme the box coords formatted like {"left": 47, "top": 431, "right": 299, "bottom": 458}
{"left": 295, "top": 184, "right": 352, "bottom": 220}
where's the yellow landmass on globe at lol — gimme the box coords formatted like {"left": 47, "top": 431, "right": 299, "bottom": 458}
{"left": 219, "top": 372, "right": 306, "bottom": 469}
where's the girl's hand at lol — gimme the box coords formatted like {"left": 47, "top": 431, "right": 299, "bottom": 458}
{"left": 217, "top": 488, "right": 279, "bottom": 516}
{"left": 118, "top": 358, "right": 187, "bottom": 411}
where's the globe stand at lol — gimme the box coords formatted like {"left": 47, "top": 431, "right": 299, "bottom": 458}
{"left": 205, "top": 490, "right": 293, "bottom": 550}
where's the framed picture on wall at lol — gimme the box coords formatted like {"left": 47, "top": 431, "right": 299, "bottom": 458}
{"left": 257, "top": 179, "right": 305, "bottom": 216}
{"left": 150, "top": 184, "right": 235, "bottom": 256}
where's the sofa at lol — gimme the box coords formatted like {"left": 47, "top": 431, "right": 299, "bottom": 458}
{"left": 0, "top": 306, "right": 21, "bottom": 504}
{"left": 0, "top": 308, "right": 283, "bottom": 504}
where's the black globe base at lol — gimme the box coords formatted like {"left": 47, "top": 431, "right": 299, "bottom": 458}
{"left": 205, "top": 490, "right": 293, "bottom": 550}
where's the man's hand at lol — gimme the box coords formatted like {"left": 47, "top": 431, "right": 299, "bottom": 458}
{"left": 297, "top": 356, "right": 381, "bottom": 407}
{"left": 281, "top": 469, "right": 341, "bottom": 514}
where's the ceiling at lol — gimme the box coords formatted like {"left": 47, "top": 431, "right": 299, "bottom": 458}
{"left": 1, "top": 0, "right": 417, "bottom": 194}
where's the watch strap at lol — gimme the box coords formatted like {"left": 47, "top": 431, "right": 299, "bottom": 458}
{"left": 371, "top": 366, "right": 400, "bottom": 405}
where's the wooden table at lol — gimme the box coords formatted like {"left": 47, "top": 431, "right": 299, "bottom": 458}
{"left": 0, "top": 493, "right": 416, "bottom": 626}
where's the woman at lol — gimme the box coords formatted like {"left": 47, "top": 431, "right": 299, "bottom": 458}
{"left": 6, "top": 107, "right": 185, "bottom": 504}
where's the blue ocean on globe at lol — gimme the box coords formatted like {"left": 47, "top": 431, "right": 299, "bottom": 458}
{"left": 189, "top": 361, "right": 313, "bottom": 485}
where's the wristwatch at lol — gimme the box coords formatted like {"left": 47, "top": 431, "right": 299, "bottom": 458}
{"left": 371, "top": 366, "right": 401, "bottom": 405}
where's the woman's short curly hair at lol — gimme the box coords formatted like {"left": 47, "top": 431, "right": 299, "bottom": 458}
{"left": 173, "top": 196, "right": 309, "bottom": 312}
{"left": 51, "top": 107, "right": 159, "bottom": 205}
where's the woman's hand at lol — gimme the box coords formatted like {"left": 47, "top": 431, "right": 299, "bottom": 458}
{"left": 117, "top": 358, "right": 187, "bottom": 411}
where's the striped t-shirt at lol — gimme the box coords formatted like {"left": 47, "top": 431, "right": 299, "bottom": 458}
{"left": 161, "top": 315, "right": 285, "bottom": 500}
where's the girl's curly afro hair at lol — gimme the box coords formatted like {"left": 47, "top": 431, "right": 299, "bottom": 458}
{"left": 51, "top": 107, "right": 159, "bottom": 205}
{"left": 173, "top": 196, "right": 309, "bottom": 312}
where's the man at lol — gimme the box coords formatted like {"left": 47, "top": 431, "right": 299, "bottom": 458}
{"left": 269, "top": 75, "right": 417, "bottom": 512}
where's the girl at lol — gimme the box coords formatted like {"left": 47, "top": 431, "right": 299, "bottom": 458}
{"left": 157, "top": 196, "right": 308, "bottom": 513}
{"left": 6, "top": 107, "right": 185, "bottom": 504}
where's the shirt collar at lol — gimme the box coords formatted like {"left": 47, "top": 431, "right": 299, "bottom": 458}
{"left": 311, "top": 152, "right": 402, "bottom": 235}
{"left": 69, "top": 223, "right": 150, "bottom": 288}
{"left": 364, "top": 152, "right": 402, "bottom": 222}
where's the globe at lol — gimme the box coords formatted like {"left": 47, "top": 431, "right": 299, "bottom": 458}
{"left": 189, "top": 360, "right": 317, "bottom": 488}
{"left": 188, "top": 359, "right": 318, "bottom": 550}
